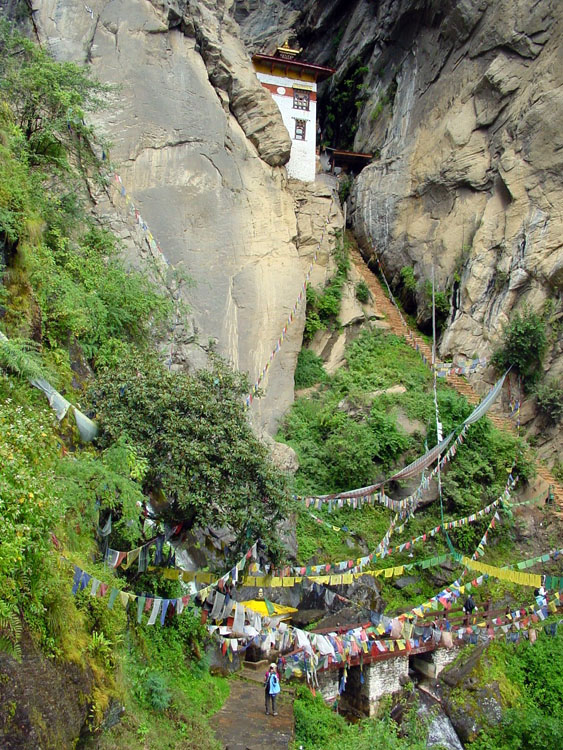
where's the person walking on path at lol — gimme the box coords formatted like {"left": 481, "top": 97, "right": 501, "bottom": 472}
{"left": 264, "top": 663, "right": 280, "bottom": 716}
{"left": 463, "top": 594, "right": 478, "bottom": 626}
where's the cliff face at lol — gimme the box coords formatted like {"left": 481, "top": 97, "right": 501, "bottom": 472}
{"left": 235, "top": 0, "right": 563, "bottom": 465}
{"left": 30, "top": 0, "right": 342, "bottom": 437}
{"left": 30, "top": 0, "right": 561, "bottom": 458}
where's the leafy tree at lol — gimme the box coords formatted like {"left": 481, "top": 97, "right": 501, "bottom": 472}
{"left": 492, "top": 306, "right": 547, "bottom": 389}
{"left": 0, "top": 20, "right": 109, "bottom": 168}
{"left": 89, "top": 350, "right": 289, "bottom": 562}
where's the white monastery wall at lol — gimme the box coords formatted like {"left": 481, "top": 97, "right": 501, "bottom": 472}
{"left": 256, "top": 71, "right": 317, "bottom": 182}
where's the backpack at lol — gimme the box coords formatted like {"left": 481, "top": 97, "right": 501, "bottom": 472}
{"left": 269, "top": 674, "right": 280, "bottom": 695}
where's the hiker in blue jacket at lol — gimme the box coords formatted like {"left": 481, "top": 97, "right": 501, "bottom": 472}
{"left": 264, "top": 663, "right": 280, "bottom": 715}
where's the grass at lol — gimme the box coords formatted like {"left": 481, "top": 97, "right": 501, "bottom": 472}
{"left": 92, "top": 628, "right": 229, "bottom": 750}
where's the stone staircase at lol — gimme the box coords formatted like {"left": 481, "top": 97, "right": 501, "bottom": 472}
{"left": 350, "top": 247, "right": 563, "bottom": 509}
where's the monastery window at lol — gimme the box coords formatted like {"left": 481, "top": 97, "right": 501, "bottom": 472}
{"left": 294, "top": 119, "right": 306, "bottom": 140}
{"left": 293, "top": 89, "right": 310, "bottom": 111}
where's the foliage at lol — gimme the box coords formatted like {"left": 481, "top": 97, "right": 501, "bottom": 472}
{"left": 0, "top": 612, "right": 22, "bottom": 660}
{"left": 338, "top": 174, "right": 353, "bottom": 204}
{"left": 322, "top": 61, "right": 370, "bottom": 148}
{"left": 423, "top": 279, "right": 451, "bottom": 331}
{"left": 144, "top": 671, "right": 172, "bottom": 711}
{"left": 0, "top": 23, "right": 172, "bottom": 365}
{"left": 94, "top": 618, "right": 228, "bottom": 750}
{"left": 56, "top": 437, "right": 149, "bottom": 549}
{"left": 0, "top": 335, "right": 53, "bottom": 381}
{"left": 0, "top": 375, "right": 62, "bottom": 625}
{"left": 370, "top": 77, "right": 398, "bottom": 123}
{"left": 304, "top": 232, "right": 350, "bottom": 340}
{"left": 90, "top": 349, "right": 289, "bottom": 562}
{"left": 279, "top": 327, "right": 532, "bottom": 559}
{"left": 355, "top": 279, "right": 370, "bottom": 303}
{"left": 0, "top": 20, "right": 110, "bottom": 170}
{"left": 294, "top": 684, "right": 427, "bottom": 750}
{"left": 491, "top": 306, "right": 548, "bottom": 389}
{"left": 295, "top": 347, "right": 326, "bottom": 389}
{"left": 398, "top": 265, "right": 418, "bottom": 313}
{"left": 467, "top": 630, "right": 563, "bottom": 750}
{"left": 534, "top": 379, "right": 563, "bottom": 422}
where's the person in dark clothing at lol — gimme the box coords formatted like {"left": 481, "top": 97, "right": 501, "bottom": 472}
{"left": 463, "top": 595, "right": 477, "bottom": 615}
{"left": 463, "top": 594, "right": 478, "bottom": 625}
{"left": 264, "top": 663, "right": 280, "bottom": 715}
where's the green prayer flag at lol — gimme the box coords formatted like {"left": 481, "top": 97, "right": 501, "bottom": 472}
{"left": 137, "top": 595, "right": 146, "bottom": 624}
{"left": 264, "top": 598, "right": 275, "bottom": 616}
{"left": 107, "top": 587, "right": 119, "bottom": 610}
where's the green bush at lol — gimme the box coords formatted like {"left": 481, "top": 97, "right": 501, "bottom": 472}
{"left": 90, "top": 350, "right": 289, "bottom": 562}
{"left": 492, "top": 306, "right": 547, "bottom": 389}
{"left": 338, "top": 175, "right": 352, "bottom": 204}
{"left": 534, "top": 379, "right": 563, "bottom": 422}
{"left": 423, "top": 279, "right": 451, "bottom": 330}
{"left": 295, "top": 348, "right": 326, "bottom": 389}
{"left": 145, "top": 671, "right": 172, "bottom": 711}
{"left": 304, "top": 233, "right": 350, "bottom": 341}
{"left": 294, "top": 684, "right": 427, "bottom": 750}
{"left": 468, "top": 630, "right": 563, "bottom": 750}
{"left": 355, "top": 280, "right": 370, "bottom": 303}
{"left": 0, "top": 20, "right": 109, "bottom": 169}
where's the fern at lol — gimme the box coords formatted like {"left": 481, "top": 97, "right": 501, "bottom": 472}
{"left": 0, "top": 334, "right": 52, "bottom": 382}
{"left": 0, "top": 613, "right": 23, "bottom": 661}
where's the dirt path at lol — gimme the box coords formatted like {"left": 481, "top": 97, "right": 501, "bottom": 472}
{"left": 213, "top": 678, "right": 294, "bottom": 750}
{"left": 350, "top": 246, "right": 563, "bottom": 509}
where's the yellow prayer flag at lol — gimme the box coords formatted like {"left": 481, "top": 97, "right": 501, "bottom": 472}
{"left": 270, "top": 577, "right": 282, "bottom": 587}
{"left": 282, "top": 577, "right": 295, "bottom": 587}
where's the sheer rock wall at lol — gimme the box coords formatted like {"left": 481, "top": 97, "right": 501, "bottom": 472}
{"left": 235, "top": 0, "right": 563, "bottom": 466}
{"left": 30, "top": 0, "right": 342, "bottom": 437}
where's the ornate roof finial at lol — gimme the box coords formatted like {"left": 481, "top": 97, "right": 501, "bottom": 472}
{"left": 276, "top": 38, "right": 302, "bottom": 60}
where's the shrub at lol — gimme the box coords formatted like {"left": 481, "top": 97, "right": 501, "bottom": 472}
{"left": 355, "top": 280, "right": 370, "bottom": 303}
{"left": 534, "top": 379, "right": 563, "bottom": 422}
{"left": 145, "top": 671, "right": 172, "bottom": 711}
{"left": 295, "top": 348, "right": 326, "bottom": 389}
{"left": 304, "top": 233, "right": 350, "bottom": 340}
{"left": 492, "top": 306, "right": 547, "bottom": 389}
{"left": 338, "top": 175, "right": 352, "bottom": 204}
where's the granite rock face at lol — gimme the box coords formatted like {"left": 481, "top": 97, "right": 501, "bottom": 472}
{"left": 235, "top": 0, "right": 563, "bottom": 466}
{"left": 30, "top": 0, "right": 342, "bottom": 437}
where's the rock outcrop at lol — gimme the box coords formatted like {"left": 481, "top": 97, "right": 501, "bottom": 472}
{"left": 30, "top": 0, "right": 343, "bottom": 437}
{"left": 234, "top": 0, "right": 563, "bottom": 466}
{"left": 0, "top": 630, "right": 93, "bottom": 750}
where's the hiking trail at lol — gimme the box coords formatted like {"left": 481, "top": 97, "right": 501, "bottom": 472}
{"left": 213, "top": 668, "right": 294, "bottom": 750}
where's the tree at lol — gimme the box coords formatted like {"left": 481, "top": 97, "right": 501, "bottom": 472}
{"left": 0, "top": 20, "right": 109, "bottom": 167}
{"left": 89, "top": 351, "right": 289, "bottom": 562}
{"left": 491, "top": 306, "right": 547, "bottom": 389}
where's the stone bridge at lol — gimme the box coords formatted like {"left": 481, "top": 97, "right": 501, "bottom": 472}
{"left": 304, "top": 598, "right": 562, "bottom": 716}
{"left": 315, "top": 637, "right": 462, "bottom": 716}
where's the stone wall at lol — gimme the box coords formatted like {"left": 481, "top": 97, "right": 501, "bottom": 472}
{"left": 316, "top": 668, "right": 340, "bottom": 703}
